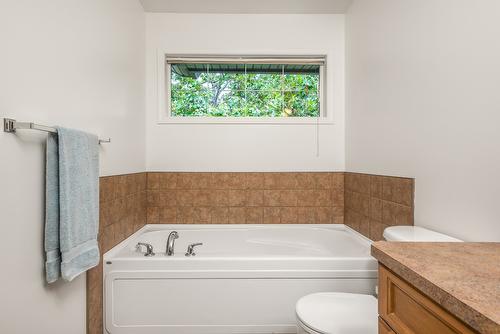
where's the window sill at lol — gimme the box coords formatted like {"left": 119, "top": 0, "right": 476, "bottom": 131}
{"left": 157, "top": 117, "right": 334, "bottom": 125}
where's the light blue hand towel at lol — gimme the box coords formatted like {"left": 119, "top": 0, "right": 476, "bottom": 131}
{"left": 45, "top": 127, "right": 100, "bottom": 283}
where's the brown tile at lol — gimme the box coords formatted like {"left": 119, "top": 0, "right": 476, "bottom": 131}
{"left": 331, "top": 189, "right": 344, "bottom": 206}
{"left": 358, "top": 215, "right": 370, "bottom": 238}
{"left": 193, "top": 207, "right": 211, "bottom": 223}
{"left": 331, "top": 215, "right": 344, "bottom": 224}
{"left": 159, "top": 207, "right": 176, "bottom": 223}
{"left": 99, "top": 202, "right": 113, "bottom": 227}
{"left": 176, "top": 207, "right": 194, "bottom": 224}
{"left": 228, "top": 207, "right": 246, "bottom": 224}
{"left": 176, "top": 190, "right": 194, "bottom": 206}
{"left": 214, "top": 173, "right": 248, "bottom": 189}
{"left": 159, "top": 173, "right": 178, "bottom": 189}
{"left": 232, "top": 173, "right": 248, "bottom": 189}
{"left": 303, "top": 190, "right": 332, "bottom": 206}
{"left": 159, "top": 190, "right": 177, "bottom": 206}
{"left": 210, "top": 207, "right": 229, "bottom": 224}
{"left": 312, "top": 173, "right": 333, "bottom": 189}
{"left": 263, "top": 207, "right": 281, "bottom": 224}
{"left": 313, "top": 190, "right": 333, "bottom": 206}
{"left": 345, "top": 210, "right": 370, "bottom": 238}
{"left": 369, "top": 220, "right": 389, "bottom": 241}
{"left": 331, "top": 205, "right": 344, "bottom": 218}
{"left": 125, "top": 174, "right": 139, "bottom": 194}
{"left": 345, "top": 173, "right": 371, "bottom": 194}
{"left": 176, "top": 173, "right": 198, "bottom": 189}
{"left": 147, "top": 172, "right": 160, "bottom": 190}
{"left": 263, "top": 190, "right": 281, "bottom": 206}
{"left": 114, "top": 175, "right": 128, "bottom": 198}
{"left": 147, "top": 190, "right": 160, "bottom": 207}
{"left": 194, "top": 173, "right": 213, "bottom": 189}
{"left": 382, "top": 201, "right": 413, "bottom": 226}
{"left": 279, "top": 174, "right": 300, "bottom": 189}
{"left": 280, "top": 207, "right": 298, "bottom": 224}
{"left": 87, "top": 284, "right": 103, "bottom": 334}
{"left": 345, "top": 191, "right": 370, "bottom": 216}
{"left": 245, "top": 207, "right": 263, "bottom": 224}
{"left": 228, "top": 190, "right": 247, "bottom": 206}
{"left": 295, "top": 173, "right": 315, "bottom": 189}
{"left": 370, "top": 198, "right": 383, "bottom": 222}
{"left": 124, "top": 222, "right": 135, "bottom": 238}
{"left": 211, "top": 173, "right": 233, "bottom": 189}
{"left": 245, "top": 173, "right": 264, "bottom": 189}
{"left": 246, "top": 190, "right": 264, "bottom": 206}
{"left": 316, "top": 207, "right": 334, "bottom": 224}
{"left": 331, "top": 172, "right": 344, "bottom": 190}
{"left": 279, "top": 190, "right": 298, "bottom": 206}
{"left": 109, "top": 223, "right": 122, "bottom": 248}
{"left": 146, "top": 206, "right": 159, "bottom": 224}
{"left": 345, "top": 209, "right": 360, "bottom": 231}
{"left": 138, "top": 172, "right": 147, "bottom": 191}
{"left": 370, "top": 175, "right": 384, "bottom": 198}
{"left": 192, "top": 190, "right": 212, "bottom": 206}
{"left": 99, "top": 177, "right": 115, "bottom": 204}
{"left": 297, "top": 207, "right": 317, "bottom": 224}
{"left": 382, "top": 177, "right": 414, "bottom": 207}
{"left": 263, "top": 173, "right": 301, "bottom": 189}
{"left": 263, "top": 173, "right": 279, "bottom": 189}
{"left": 88, "top": 309, "right": 103, "bottom": 334}
{"left": 101, "top": 227, "right": 114, "bottom": 253}
{"left": 213, "top": 190, "right": 229, "bottom": 206}
{"left": 109, "top": 198, "right": 126, "bottom": 225}
{"left": 87, "top": 262, "right": 102, "bottom": 293}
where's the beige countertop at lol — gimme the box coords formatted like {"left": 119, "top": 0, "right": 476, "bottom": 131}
{"left": 371, "top": 242, "right": 500, "bottom": 334}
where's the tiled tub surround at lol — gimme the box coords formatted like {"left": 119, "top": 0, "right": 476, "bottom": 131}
{"left": 345, "top": 173, "right": 414, "bottom": 241}
{"left": 87, "top": 171, "right": 414, "bottom": 333}
{"left": 87, "top": 173, "right": 147, "bottom": 334}
{"left": 146, "top": 172, "right": 345, "bottom": 225}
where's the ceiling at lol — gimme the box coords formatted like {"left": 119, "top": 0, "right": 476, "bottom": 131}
{"left": 139, "top": 0, "right": 354, "bottom": 14}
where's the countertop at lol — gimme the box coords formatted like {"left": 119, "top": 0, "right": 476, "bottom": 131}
{"left": 371, "top": 242, "right": 500, "bottom": 334}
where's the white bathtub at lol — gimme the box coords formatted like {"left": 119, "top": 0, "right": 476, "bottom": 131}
{"left": 103, "top": 224, "right": 377, "bottom": 334}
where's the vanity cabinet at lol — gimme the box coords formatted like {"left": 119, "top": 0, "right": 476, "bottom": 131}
{"left": 377, "top": 265, "right": 478, "bottom": 334}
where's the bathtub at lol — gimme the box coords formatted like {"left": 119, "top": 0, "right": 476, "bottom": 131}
{"left": 103, "top": 224, "right": 377, "bottom": 334}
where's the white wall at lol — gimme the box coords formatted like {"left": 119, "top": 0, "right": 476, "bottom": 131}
{"left": 0, "top": 0, "right": 145, "bottom": 333}
{"left": 346, "top": 0, "right": 500, "bottom": 241}
{"left": 145, "top": 14, "right": 345, "bottom": 171}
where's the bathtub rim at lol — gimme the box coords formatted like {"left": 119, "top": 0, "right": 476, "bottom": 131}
{"left": 103, "top": 224, "right": 372, "bottom": 261}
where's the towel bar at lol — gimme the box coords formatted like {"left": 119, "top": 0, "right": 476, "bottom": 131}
{"left": 3, "top": 118, "right": 111, "bottom": 144}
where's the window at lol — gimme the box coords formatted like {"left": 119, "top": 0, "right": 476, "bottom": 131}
{"left": 159, "top": 55, "right": 328, "bottom": 123}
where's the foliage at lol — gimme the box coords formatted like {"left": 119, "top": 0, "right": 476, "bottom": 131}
{"left": 170, "top": 68, "right": 320, "bottom": 117}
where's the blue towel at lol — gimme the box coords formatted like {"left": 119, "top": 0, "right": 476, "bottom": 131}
{"left": 45, "top": 127, "right": 100, "bottom": 283}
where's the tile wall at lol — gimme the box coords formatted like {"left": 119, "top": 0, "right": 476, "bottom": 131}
{"left": 87, "top": 171, "right": 414, "bottom": 333}
{"left": 87, "top": 173, "right": 147, "bottom": 334}
{"left": 146, "top": 172, "right": 345, "bottom": 225}
{"left": 344, "top": 173, "right": 414, "bottom": 241}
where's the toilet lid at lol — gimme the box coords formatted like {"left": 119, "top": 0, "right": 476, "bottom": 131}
{"left": 296, "top": 293, "right": 378, "bottom": 334}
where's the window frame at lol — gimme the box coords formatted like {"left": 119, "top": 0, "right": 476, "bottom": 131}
{"left": 157, "top": 54, "right": 332, "bottom": 124}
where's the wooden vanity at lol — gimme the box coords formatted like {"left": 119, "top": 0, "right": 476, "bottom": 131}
{"left": 371, "top": 242, "right": 500, "bottom": 334}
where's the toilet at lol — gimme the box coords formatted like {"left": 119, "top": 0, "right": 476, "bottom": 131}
{"left": 295, "top": 226, "right": 461, "bottom": 334}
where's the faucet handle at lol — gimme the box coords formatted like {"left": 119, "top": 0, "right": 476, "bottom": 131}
{"left": 185, "top": 243, "right": 203, "bottom": 256}
{"left": 136, "top": 242, "right": 155, "bottom": 256}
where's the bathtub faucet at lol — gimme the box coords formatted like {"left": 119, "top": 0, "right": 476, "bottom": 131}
{"left": 166, "top": 231, "right": 179, "bottom": 256}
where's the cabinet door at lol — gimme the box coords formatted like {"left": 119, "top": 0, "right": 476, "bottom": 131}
{"left": 379, "top": 317, "right": 395, "bottom": 334}
{"left": 378, "top": 265, "right": 477, "bottom": 334}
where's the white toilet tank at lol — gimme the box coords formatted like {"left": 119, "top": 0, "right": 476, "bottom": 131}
{"left": 383, "top": 226, "right": 462, "bottom": 242}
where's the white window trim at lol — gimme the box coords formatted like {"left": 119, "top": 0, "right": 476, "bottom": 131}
{"left": 157, "top": 53, "right": 333, "bottom": 124}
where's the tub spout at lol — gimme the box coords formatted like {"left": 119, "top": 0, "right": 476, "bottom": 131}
{"left": 166, "top": 231, "right": 179, "bottom": 256}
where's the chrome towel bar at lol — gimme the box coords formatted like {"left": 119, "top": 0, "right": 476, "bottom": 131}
{"left": 3, "top": 118, "right": 111, "bottom": 144}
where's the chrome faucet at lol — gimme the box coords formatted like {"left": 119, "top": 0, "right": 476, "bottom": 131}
{"left": 166, "top": 231, "right": 179, "bottom": 256}
{"left": 185, "top": 243, "right": 203, "bottom": 257}
{"left": 136, "top": 242, "right": 155, "bottom": 257}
